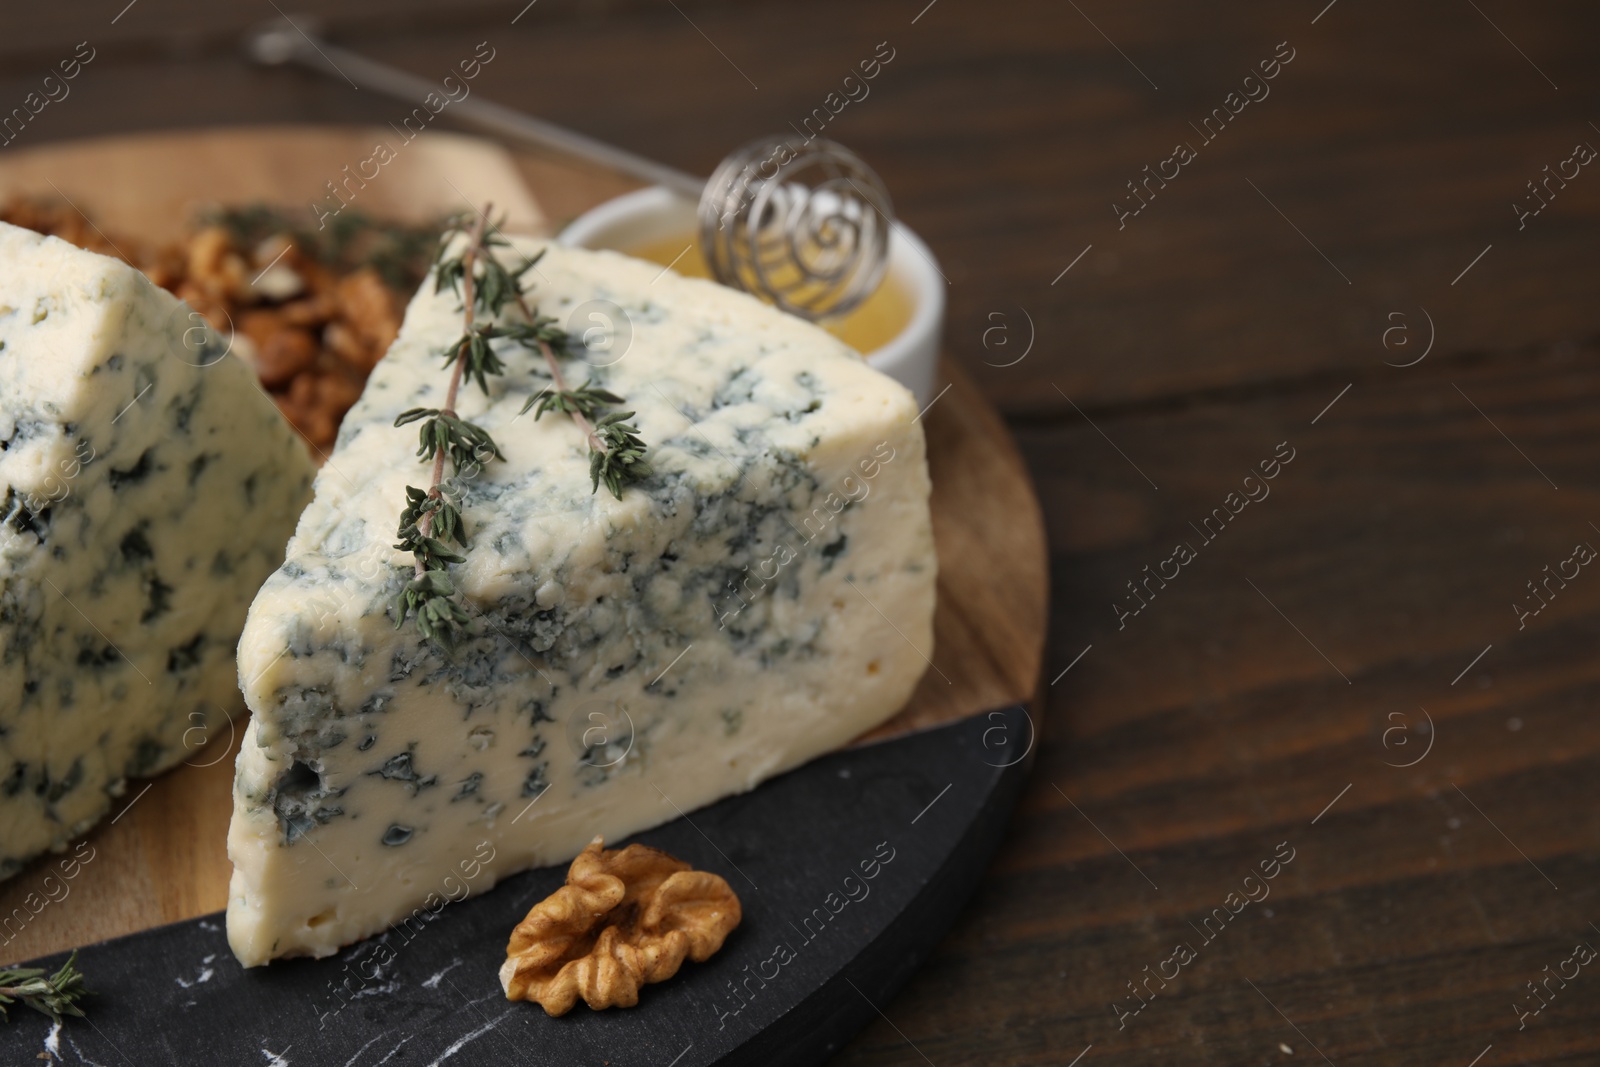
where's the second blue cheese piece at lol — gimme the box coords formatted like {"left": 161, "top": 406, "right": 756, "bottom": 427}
{"left": 0, "top": 221, "right": 314, "bottom": 879}
{"left": 226, "top": 240, "right": 937, "bottom": 965}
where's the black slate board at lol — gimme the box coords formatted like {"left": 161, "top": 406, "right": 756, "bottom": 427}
{"left": 4, "top": 705, "right": 1033, "bottom": 1066}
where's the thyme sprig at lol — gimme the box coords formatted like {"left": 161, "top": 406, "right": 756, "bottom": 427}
{"left": 390, "top": 208, "right": 652, "bottom": 646}
{"left": 391, "top": 209, "right": 498, "bottom": 648}
{"left": 507, "top": 260, "right": 652, "bottom": 499}
{"left": 0, "top": 950, "right": 90, "bottom": 1023}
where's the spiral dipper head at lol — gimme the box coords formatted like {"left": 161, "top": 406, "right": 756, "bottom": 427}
{"left": 697, "top": 136, "right": 894, "bottom": 323}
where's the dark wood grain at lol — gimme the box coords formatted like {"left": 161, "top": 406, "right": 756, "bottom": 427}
{"left": 839, "top": 342, "right": 1600, "bottom": 1065}
{"left": 3, "top": 0, "right": 1599, "bottom": 1063}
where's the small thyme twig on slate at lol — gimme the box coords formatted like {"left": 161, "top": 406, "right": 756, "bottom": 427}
{"left": 0, "top": 950, "right": 90, "bottom": 1023}
{"left": 391, "top": 208, "right": 501, "bottom": 647}
{"left": 507, "top": 265, "right": 652, "bottom": 499}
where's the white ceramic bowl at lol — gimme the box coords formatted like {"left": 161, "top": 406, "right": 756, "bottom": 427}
{"left": 557, "top": 186, "right": 944, "bottom": 407}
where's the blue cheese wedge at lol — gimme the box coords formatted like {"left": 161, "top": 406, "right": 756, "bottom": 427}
{"left": 226, "top": 239, "right": 936, "bottom": 965}
{"left": 0, "top": 221, "right": 314, "bottom": 879}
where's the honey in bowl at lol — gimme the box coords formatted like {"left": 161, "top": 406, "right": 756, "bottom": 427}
{"left": 623, "top": 234, "right": 913, "bottom": 355}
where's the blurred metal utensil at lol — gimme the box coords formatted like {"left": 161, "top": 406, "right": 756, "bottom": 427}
{"left": 245, "top": 21, "right": 893, "bottom": 321}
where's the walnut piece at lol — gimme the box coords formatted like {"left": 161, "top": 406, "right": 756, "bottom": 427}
{"left": 500, "top": 837, "right": 742, "bottom": 1016}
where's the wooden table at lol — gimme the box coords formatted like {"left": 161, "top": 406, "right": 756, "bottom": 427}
{"left": 7, "top": 1, "right": 1600, "bottom": 1063}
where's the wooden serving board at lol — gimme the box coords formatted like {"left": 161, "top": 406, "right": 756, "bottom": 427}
{"left": 0, "top": 128, "right": 1046, "bottom": 1065}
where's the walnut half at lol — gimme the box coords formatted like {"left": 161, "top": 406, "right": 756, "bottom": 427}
{"left": 500, "top": 837, "right": 742, "bottom": 1016}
